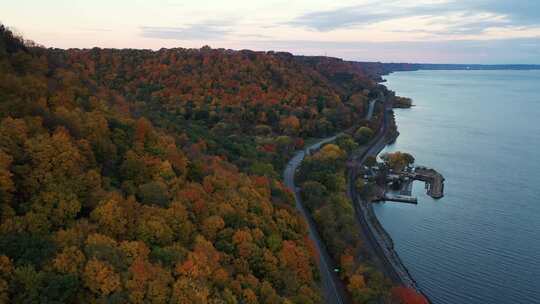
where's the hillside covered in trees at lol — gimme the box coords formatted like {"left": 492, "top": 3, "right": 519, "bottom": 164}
{"left": 0, "top": 24, "right": 422, "bottom": 303}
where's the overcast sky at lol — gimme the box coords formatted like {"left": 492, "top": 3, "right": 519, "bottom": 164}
{"left": 3, "top": 0, "right": 540, "bottom": 63}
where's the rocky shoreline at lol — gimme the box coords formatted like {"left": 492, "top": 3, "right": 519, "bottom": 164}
{"left": 347, "top": 97, "right": 430, "bottom": 301}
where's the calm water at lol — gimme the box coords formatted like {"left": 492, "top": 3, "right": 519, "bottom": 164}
{"left": 374, "top": 70, "right": 540, "bottom": 304}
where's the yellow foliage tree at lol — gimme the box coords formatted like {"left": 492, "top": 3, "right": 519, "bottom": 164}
{"left": 0, "top": 151, "right": 14, "bottom": 204}
{"left": 0, "top": 255, "right": 11, "bottom": 304}
{"left": 119, "top": 241, "right": 150, "bottom": 265}
{"left": 171, "top": 277, "right": 209, "bottom": 304}
{"left": 201, "top": 215, "right": 225, "bottom": 241}
{"left": 83, "top": 258, "right": 121, "bottom": 296}
{"left": 126, "top": 258, "right": 172, "bottom": 304}
{"left": 91, "top": 196, "right": 129, "bottom": 238}
{"left": 314, "top": 144, "right": 346, "bottom": 160}
{"left": 53, "top": 246, "right": 85, "bottom": 274}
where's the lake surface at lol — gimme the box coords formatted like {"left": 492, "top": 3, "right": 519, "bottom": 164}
{"left": 374, "top": 70, "right": 540, "bottom": 304}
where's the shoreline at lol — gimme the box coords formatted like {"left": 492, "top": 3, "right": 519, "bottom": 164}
{"left": 284, "top": 96, "right": 427, "bottom": 303}
{"left": 346, "top": 98, "right": 429, "bottom": 300}
{"left": 357, "top": 134, "right": 421, "bottom": 290}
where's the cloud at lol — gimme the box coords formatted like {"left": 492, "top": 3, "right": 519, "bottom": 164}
{"left": 288, "top": 2, "right": 405, "bottom": 31}
{"left": 76, "top": 27, "right": 112, "bottom": 33}
{"left": 141, "top": 20, "right": 233, "bottom": 40}
{"left": 288, "top": 0, "right": 540, "bottom": 36}
{"left": 131, "top": 1, "right": 540, "bottom": 64}
{"left": 472, "top": 0, "right": 540, "bottom": 25}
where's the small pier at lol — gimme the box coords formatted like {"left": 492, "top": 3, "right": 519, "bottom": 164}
{"left": 355, "top": 161, "right": 445, "bottom": 204}
{"left": 405, "top": 166, "right": 445, "bottom": 199}
{"left": 379, "top": 193, "right": 418, "bottom": 204}
{"left": 370, "top": 166, "right": 445, "bottom": 203}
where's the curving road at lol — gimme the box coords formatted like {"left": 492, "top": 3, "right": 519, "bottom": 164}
{"left": 284, "top": 135, "right": 347, "bottom": 304}
{"left": 366, "top": 99, "right": 377, "bottom": 120}
{"left": 283, "top": 95, "right": 426, "bottom": 302}
{"left": 283, "top": 98, "right": 379, "bottom": 304}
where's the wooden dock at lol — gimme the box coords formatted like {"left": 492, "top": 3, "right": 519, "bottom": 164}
{"left": 380, "top": 193, "right": 418, "bottom": 204}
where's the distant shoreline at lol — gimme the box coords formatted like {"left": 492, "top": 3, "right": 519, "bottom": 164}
{"left": 380, "top": 63, "right": 540, "bottom": 76}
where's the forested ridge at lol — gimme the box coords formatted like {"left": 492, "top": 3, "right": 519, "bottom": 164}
{"left": 0, "top": 24, "right": 419, "bottom": 303}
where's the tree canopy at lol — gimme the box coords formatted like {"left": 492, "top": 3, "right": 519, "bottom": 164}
{"left": 0, "top": 23, "right": 397, "bottom": 303}
{"left": 380, "top": 152, "right": 415, "bottom": 171}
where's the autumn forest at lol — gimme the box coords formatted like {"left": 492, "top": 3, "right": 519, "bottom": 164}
{"left": 0, "top": 24, "right": 421, "bottom": 304}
